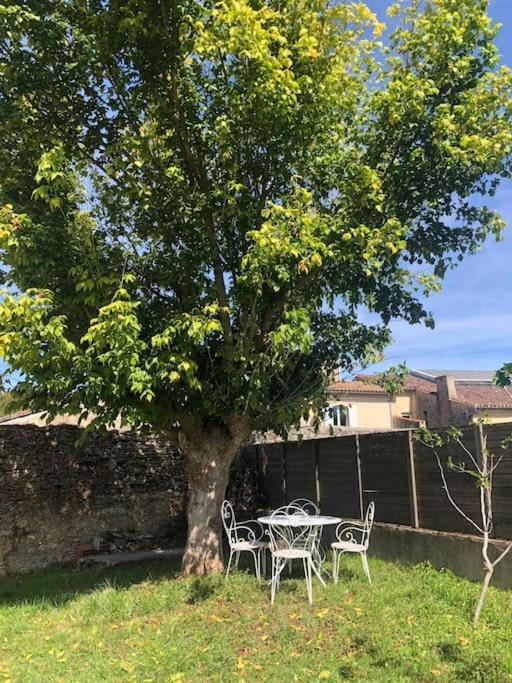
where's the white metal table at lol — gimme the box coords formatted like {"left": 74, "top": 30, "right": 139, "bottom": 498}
{"left": 258, "top": 514, "right": 341, "bottom": 586}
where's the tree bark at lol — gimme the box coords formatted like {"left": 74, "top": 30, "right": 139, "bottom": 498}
{"left": 179, "top": 415, "right": 251, "bottom": 576}
{"left": 474, "top": 565, "right": 494, "bottom": 625}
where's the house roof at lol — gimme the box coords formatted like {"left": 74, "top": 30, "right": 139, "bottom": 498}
{"left": 412, "top": 369, "right": 495, "bottom": 382}
{"left": 406, "top": 370, "right": 512, "bottom": 409}
{"left": 403, "top": 375, "right": 437, "bottom": 393}
{"left": 329, "top": 380, "right": 386, "bottom": 394}
{"left": 452, "top": 383, "right": 512, "bottom": 409}
{"left": 329, "top": 370, "right": 512, "bottom": 410}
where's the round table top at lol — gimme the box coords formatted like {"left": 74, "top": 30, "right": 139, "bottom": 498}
{"left": 257, "top": 514, "right": 341, "bottom": 527}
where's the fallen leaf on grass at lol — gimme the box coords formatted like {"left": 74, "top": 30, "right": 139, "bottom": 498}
{"left": 290, "top": 624, "right": 306, "bottom": 633}
{"left": 315, "top": 608, "right": 329, "bottom": 619}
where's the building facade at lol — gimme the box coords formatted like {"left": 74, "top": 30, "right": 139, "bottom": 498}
{"left": 326, "top": 369, "right": 512, "bottom": 431}
{"left": 326, "top": 378, "right": 421, "bottom": 431}
{"left": 406, "top": 369, "right": 512, "bottom": 428}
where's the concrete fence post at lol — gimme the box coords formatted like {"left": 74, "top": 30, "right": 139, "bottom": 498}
{"left": 314, "top": 440, "right": 321, "bottom": 509}
{"left": 407, "top": 430, "right": 420, "bottom": 528}
{"left": 473, "top": 422, "right": 485, "bottom": 467}
{"left": 282, "top": 442, "right": 287, "bottom": 504}
{"left": 355, "top": 434, "right": 364, "bottom": 520}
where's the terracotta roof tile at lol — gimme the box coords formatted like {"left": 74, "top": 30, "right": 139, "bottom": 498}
{"left": 453, "top": 383, "right": 512, "bottom": 409}
{"left": 329, "top": 380, "right": 386, "bottom": 394}
{"left": 403, "top": 375, "right": 437, "bottom": 393}
{"left": 330, "top": 372, "right": 512, "bottom": 409}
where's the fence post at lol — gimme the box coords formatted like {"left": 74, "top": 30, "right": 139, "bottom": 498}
{"left": 406, "top": 431, "right": 420, "bottom": 528}
{"left": 474, "top": 422, "right": 485, "bottom": 466}
{"left": 282, "top": 442, "right": 287, "bottom": 504}
{"left": 314, "top": 440, "right": 321, "bottom": 509}
{"left": 355, "top": 434, "right": 364, "bottom": 520}
{"left": 253, "top": 445, "right": 260, "bottom": 495}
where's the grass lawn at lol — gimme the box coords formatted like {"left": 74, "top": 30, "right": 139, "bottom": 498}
{"left": 1, "top": 555, "right": 512, "bottom": 682}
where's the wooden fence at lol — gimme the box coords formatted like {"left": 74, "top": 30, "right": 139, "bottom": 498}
{"left": 241, "top": 423, "right": 512, "bottom": 540}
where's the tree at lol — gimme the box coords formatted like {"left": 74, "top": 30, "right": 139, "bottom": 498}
{"left": 0, "top": 0, "right": 511, "bottom": 575}
{"left": 415, "top": 426, "right": 512, "bottom": 624}
{"left": 495, "top": 364, "right": 512, "bottom": 387}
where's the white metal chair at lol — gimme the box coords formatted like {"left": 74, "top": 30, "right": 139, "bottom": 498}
{"left": 286, "top": 499, "right": 321, "bottom": 575}
{"left": 221, "top": 500, "right": 267, "bottom": 580}
{"left": 288, "top": 498, "right": 319, "bottom": 515}
{"left": 267, "top": 505, "right": 317, "bottom": 604}
{"left": 331, "top": 502, "right": 375, "bottom": 584}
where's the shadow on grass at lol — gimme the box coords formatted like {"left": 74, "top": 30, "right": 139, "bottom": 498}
{"left": 0, "top": 549, "right": 268, "bottom": 608}
{"left": 0, "top": 557, "right": 182, "bottom": 608}
{"left": 0, "top": 551, "right": 362, "bottom": 609}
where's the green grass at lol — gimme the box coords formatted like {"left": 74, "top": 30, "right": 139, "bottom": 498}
{"left": 1, "top": 556, "right": 512, "bottom": 682}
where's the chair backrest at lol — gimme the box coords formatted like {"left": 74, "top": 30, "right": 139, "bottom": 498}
{"left": 267, "top": 505, "right": 315, "bottom": 554}
{"left": 288, "top": 498, "right": 319, "bottom": 515}
{"left": 362, "top": 501, "right": 375, "bottom": 549}
{"left": 221, "top": 500, "right": 237, "bottom": 547}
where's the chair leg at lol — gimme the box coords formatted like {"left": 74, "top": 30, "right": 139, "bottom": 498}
{"left": 361, "top": 552, "right": 371, "bottom": 584}
{"left": 271, "top": 557, "right": 284, "bottom": 605}
{"left": 276, "top": 558, "right": 282, "bottom": 589}
{"left": 270, "top": 557, "right": 276, "bottom": 604}
{"left": 235, "top": 551, "right": 240, "bottom": 569}
{"left": 303, "top": 557, "right": 313, "bottom": 605}
{"left": 225, "top": 549, "right": 234, "bottom": 580}
{"left": 253, "top": 550, "right": 261, "bottom": 581}
{"left": 332, "top": 550, "right": 339, "bottom": 584}
{"left": 310, "top": 553, "right": 327, "bottom": 588}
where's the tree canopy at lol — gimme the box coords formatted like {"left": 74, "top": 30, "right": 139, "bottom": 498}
{"left": 0, "top": 0, "right": 511, "bottom": 571}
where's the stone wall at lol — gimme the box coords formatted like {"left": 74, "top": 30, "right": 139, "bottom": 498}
{"left": 0, "top": 425, "right": 186, "bottom": 575}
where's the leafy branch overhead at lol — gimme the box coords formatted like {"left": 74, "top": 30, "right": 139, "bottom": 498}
{"left": 0, "top": 0, "right": 510, "bottom": 438}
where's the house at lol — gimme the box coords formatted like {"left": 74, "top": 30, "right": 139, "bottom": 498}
{"left": 406, "top": 369, "right": 512, "bottom": 427}
{"left": 325, "top": 368, "right": 512, "bottom": 431}
{"left": 325, "top": 376, "right": 422, "bottom": 431}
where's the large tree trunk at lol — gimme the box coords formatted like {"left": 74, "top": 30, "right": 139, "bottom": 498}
{"left": 180, "top": 415, "right": 251, "bottom": 576}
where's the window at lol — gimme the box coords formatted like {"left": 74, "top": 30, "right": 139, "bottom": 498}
{"left": 329, "top": 404, "right": 349, "bottom": 426}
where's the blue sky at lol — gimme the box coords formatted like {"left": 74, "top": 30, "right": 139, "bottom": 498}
{"left": 362, "top": 0, "right": 512, "bottom": 373}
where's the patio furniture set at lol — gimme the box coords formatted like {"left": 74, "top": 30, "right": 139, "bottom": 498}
{"left": 221, "top": 498, "right": 375, "bottom": 604}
